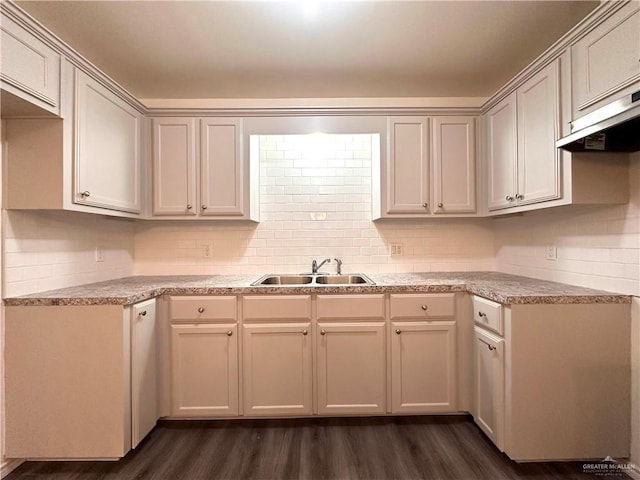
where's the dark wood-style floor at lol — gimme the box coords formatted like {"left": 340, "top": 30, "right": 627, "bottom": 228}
{"left": 6, "top": 415, "right": 629, "bottom": 480}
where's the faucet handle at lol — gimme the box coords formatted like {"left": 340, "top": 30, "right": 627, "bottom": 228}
{"left": 334, "top": 258, "right": 343, "bottom": 275}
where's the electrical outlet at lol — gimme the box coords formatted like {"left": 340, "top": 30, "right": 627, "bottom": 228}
{"left": 310, "top": 212, "right": 327, "bottom": 221}
{"left": 203, "top": 243, "right": 212, "bottom": 258}
{"left": 95, "top": 245, "right": 105, "bottom": 262}
{"left": 390, "top": 243, "right": 403, "bottom": 256}
{"left": 546, "top": 245, "right": 557, "bottom": 261}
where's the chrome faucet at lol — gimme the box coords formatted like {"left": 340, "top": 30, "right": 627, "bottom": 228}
{"left": 312, "top": 258, "right": 331, "bottom": 274}
{"left": 334, "top": 258, "right": 343, "bottom": 275}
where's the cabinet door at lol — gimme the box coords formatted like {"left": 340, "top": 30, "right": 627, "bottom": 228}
{"left": 74, "top": 70, "right": 141, "bottom": 213}
{"left": 572, "top": 2, "right": 640, "bottom": 116}
{"left": 0, "top": 14, "right": 61, "bottom": 114}
{"left": 317, "top": 322, "right": 386, "bottom": 415}
{"left": 485, "top": 93, "right": 517, "bottom": 211}
{"left": 131, "top": 300, "right": 158, "bottom": 448}
{"left": 200, "top": 118, "right": 244, "bottom": 216}
{"left": 432, "top": 116, "right": 476, "bottom": 214}
{"left": 170, "top": 324, "right": 238, "bottom": 417}
{"left": 152, "top": 118, "right": 197, "bottom": 216}
{"left": 516, "top": 61, "right": 560, "bottom": 206}
{"left": 242, "top": 323, "right": 312, "bottom": 416}
{"left": 386, "top": 116, "right": 430, "bottom": 215}
{"left": 473, "top": 326, "right": 505, "bottom": 451}
{"left": 391, "top": 321, "right": 457, "bottom": 413}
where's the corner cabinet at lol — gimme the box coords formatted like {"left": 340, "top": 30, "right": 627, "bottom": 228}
{"left": 4, "top": 301, "right": 160, "bottom": 459}
{"left": 4, "top": 61, "right": 145, "bottom": 218}
{"left": 486, "top": 60, "right": 560, "bottom": 212}
{"left": 376, "top": 115, "right": 477, "bottom": 219}
{"left": 151, "top": 117, "right": 256, "bottom": 220}
{"left": 74, "top": 70, "right": 142, "bottom": 213}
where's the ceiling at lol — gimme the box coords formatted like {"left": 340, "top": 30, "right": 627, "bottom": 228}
{"left": 17, "top": 1, "right": 599, "bottom": 100}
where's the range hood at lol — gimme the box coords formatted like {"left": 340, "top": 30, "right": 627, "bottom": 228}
{"left": 556, "top": 90, "right": 640, "bottom": 152}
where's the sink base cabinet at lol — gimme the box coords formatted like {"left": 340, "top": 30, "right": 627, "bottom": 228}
{"left": 242, "top": 323, "right": 313, "bottom": 416}
{"left": 316, "top": 322, "right": 386, "bottom": 415}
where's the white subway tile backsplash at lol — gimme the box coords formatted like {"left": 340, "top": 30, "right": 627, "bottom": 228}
{"left": 134, "top": 134, "right": 494, "bottom": 276}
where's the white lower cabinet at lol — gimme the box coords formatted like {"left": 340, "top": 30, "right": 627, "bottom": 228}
{"left": 316, "top": 322, "right": 386, "bottom": 415}
{"left": 391, "top": 321, "right": 457, "bottom": 413}
{"left": 170, "top": 324, "right": 239, "bottom": 417}
{"left": 473, "top": 326, "right": 505, "bottom": 451}
{"left": 242, "top": 323, "right": 313, "bottom": 416}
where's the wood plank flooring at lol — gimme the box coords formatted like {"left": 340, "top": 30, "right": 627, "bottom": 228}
{"left": 6, "top": 415, "right": 629, "bottom": 480}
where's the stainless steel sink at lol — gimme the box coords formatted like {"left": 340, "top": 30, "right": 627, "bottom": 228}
{"left": 252, "top": 274, "right": 314, "bottom": 285}
{"left": 314, "top": 274, "right": 373, "bottom": 285}
{"left": 252, "top": 273, "right": 374, "bottom": 286}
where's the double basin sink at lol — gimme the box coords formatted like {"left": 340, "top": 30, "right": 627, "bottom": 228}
{"left": 252, "top": 273, "right": 375, "bottom": 286}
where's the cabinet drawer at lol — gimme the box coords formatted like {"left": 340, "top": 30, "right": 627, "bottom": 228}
{"left": 472, "top": 296, "right": 503, "bottom": 335}
{"left": 317, "top": 294, "right": 385, "bottom": 320}
{"left": 243, "top": 295, "right": 311, "bottom": 321}
{"left": 170, "top": 296, "right": 237, "bottom": 322}
{"left": 390, "top": 294, "right": 455, "bottom": 319}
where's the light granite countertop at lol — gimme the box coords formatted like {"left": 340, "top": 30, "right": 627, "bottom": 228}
{"left": 3, "top": 272, "right": 632, "bottom": 307}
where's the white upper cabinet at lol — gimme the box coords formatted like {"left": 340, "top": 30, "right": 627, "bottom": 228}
{"left": 152, "top": 118, "right": 197, "bottom": 216}
{"left": 486, "top": 60, "right": 560, "bottom": 212}
{"left": 486, "top": 93, "right": 518, "bottom": 211}
{"left": 516, "top": 61, "right": 560, "bottom": 206}
{"left": 200, "top": 118, "right": 244, "bottom": 216}
{"left": 571, "top": 1, "right": 640, "bottom": 119}
{"left": 0, "top": 11, "right": 60, "bottom": 115}
{"left": 74, "top": 70, "right": 142, "bottom": 213}
{"left": 151, "top": 117, "right": 253, "bottom": 220}
{"left": 377, "top": 115, "right": 477, "bottom": 218}
{"left": 386, "top": 116, "right": 430, "bottom": 215}
{"left": 432, "top": 116, "right": 476, "bottom": 214}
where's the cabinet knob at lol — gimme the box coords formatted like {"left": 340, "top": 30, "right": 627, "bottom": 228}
{"left": 302, "top": 329, "right": 308, "bottom": 336}
{"left": 422, "top": 203, "right": 428, "bottom": 208}
{"left": 320, "top": 329, "right": 326, "bottom": 336}
{"left": 488, "top": 344, "right": 496, "bottom": 351}
{"left": 395, "top": 329, "right": 401, "bottom": 335}
{"left": 80, "top": 191, "right": 91, "bottom": 198}
{"left": 505, "top": 195, "right": 514, "bottom": 202}
{"left": 421, "top": 304, "right": 428, "bottom": 311}
{"left": 516, "top": 193, "right": 524, "bottom": 200}
{"left": 227, "top": 330, "right": 233, "bottom": 336}
{"left": 186, "top": 204, "right": 192, "bottom": 210}
{"left": 201, "top": 205, "right": 208, "bottom": 210}
{"left": 478, "top": 311, "right": 486, "bottom": 318}
{"left": 138, "top": 310, "right": 147, "bottom": 317}
{"left": 198, "top": 307, "right": 205, "bottom": 313}
{"left": 438, "top": 203, "right": 443, "bottom": 208}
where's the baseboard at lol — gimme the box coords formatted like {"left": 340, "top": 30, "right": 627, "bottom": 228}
{"left": 1, "top": 458, "right": 24, "bottom": 479}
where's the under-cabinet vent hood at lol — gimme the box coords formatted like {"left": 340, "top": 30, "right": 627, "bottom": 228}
{"left": 556, "top": 90, "right": 640, "bottom": 153}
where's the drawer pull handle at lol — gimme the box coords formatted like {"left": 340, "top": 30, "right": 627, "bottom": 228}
{"left": 421, "top": 305, "right": 428, "bottom": 311}
{"left": 227, "top": 330, "right": 233, "bottom": 336}
{"left": 395, "top": 329, "right": 401, "bottom": 335}
{"left": 479, "top": 337, "right": 497, "bottom": 351}
{"left": 302, "top": 329, "right": 308, "bottom": 336}
{"left": 80, "top": 191, "right": 91, "bottom": 198}
{"left": 138, "top": 310, "right": 147, "bottom": 317}
{"left": 198, "top": 307, "right": 205, "bottom": 313}
{"left": 201, "top": 205, "right": 208, "bottom": 210}
{"left": 186, "top": 204, "right": 193, "bottom": 210}
{"left": 320, "top": 329, "right": 326, "bottom": 336}
{"left": 478, "top": 311, "right": 487, "bottom": 318}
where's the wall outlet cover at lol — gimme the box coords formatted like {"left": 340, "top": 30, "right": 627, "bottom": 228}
{"left": 546, "top": 245, "right": 557, "bottom": 261}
